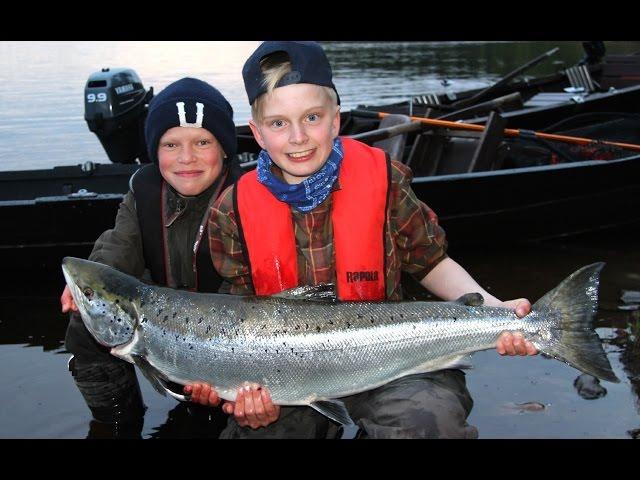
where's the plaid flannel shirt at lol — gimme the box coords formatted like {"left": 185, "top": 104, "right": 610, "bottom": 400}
{"left": 208, "top": 160, "right": 447, "bottom": 300}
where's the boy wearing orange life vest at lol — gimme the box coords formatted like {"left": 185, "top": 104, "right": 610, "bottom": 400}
{"left": 197, "top": 41, "right": 537, "bottom": 438}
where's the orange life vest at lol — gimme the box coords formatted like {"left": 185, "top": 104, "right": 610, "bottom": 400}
{"left": 235, "top": 137, "right": 390, "bottom": 300}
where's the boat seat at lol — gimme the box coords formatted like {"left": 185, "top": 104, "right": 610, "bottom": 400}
{"left": 523, "top": 92, "right": 586, "bottom": 108}
{"left": 436, "top": 138, "right": 479, "bottom": 175}
{"left": 435, "top": 110, "right": 506, "bottom": 174}
{"left": 373, "top": 114, "right": 413, "bottom": 162}
{"left": 412, "top": 93, "right": 440, "bottom": 106}
{"left": 565, "top": 64, "right": 597, "bottom": 92}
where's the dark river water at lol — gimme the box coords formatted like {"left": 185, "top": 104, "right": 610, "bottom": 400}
{"left": 1, "top": 41, "right": 639, "bottom": 438}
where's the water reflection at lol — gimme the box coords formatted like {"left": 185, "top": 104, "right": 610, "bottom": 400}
{"left": 2, "top": 41, "right": 640, "bottom": 171}
{"left": 148, "top": 402, "right": 228, "bottom": 439}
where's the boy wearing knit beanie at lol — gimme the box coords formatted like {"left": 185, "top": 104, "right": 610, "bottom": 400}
{"left": 202, "top": 41, "right": 537, "bottom": 438}
{"left": 61, "top": 77, "right": 241, "bottom": 433}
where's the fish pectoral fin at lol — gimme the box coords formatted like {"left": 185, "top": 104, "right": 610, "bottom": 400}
{"left": 165, "top": 389, "right": 190, "bottom": 402}
{"left": 131, "top": 354, "right": 173, "bottom": 398}
{"left": 309, "top": 399, "right": 355, "bottom": 426}
{"left": 454, "top": 293, "right": 484, "bottom": 306}
{"left": 272, "top": 283, "right": 338, "bottom": 303}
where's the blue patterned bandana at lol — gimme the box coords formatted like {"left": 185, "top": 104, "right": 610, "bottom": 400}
{"left": 256, "top": 137, "right": 343, "bottom": 212}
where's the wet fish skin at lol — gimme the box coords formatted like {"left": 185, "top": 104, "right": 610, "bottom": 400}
{"left": 62, "top": 257, "right": 619, "bottom": 423}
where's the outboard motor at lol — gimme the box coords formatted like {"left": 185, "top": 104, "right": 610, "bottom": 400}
{"left": 84, "top": 68, "right": 153, "bottom": 164}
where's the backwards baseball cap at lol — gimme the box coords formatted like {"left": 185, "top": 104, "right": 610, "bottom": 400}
{"left": 144, "top": 77, "right": 237, "bottom": 164}
{"left": 242, "top": 41, "right": 340, "bottom": 106}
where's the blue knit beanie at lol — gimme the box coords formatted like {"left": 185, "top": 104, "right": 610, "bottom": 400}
{"left": 144, "top": 77, "right": 237, "bottom": 164}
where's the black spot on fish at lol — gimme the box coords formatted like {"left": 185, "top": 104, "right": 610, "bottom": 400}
{"left": 175, "top": 334, "right": 180, "bottom": 340}
{"left": 173, "top": 312, "right": 177, "bottom": 318}
{"left": 110, "top": 319, "right": 113, "bottom": 323}
{"left": 346, "top": 322, "right": 351, "bottom": 328}
{"left": 265, "top": 349, "right": 268, "bottom": 353}
{"left": 141, "top": 317, "right": 147, "bottom": 323}
{"left": 157, "top": 308, "right": 163, "bottom": 316}
{"left": 231, "top": 347, "right": 234, "bottom": 352}
{"left": 182, "top": 337, "right": 186, "bottom": 342}
{"left": 328, "top": 320, "right": 334, "bottom": 325}
{"left": 185, "top": 317, "right": 189, "bottom": 324}
{"left": 370, "top": 319, "right": 374, "bottom": 323}
{"left": 453, "top": 317, "right": 457, "bottom": 322}
{"left": 190, "top": 345, "right": 194, "bottom": 350}
{"left": 115, "top": 299, "right": 119, "bottom": 304}
{"left": 164, "top": 316, "right": 168, "bottom": 322}
{"left": 316, "top": 326, "right": 321, "bottom": 332}
{"left": 291, "top": 348, "right": 294, "bottom": 353}
{"left": 198, "top": 317, "right": 203, "bottom": 324}
{"left": 294, "top": 325, "right": 299, "bottom": 330}
{"left": 240, "top": 318, "right": 244, "bottom": 323}
{"left": 276, "top": 349, "right": 279, "bottom": 353}
{"left": 413, "top": 325, "right": 416, "bottom": 330}
{"left": 277, "top": 369, "right": 281, "bottom": 373}
{"left": 117, "top": 318, "right": 121, "bottom": 323}
{"left": 305, "top": 323, "right": 309, "bottom": 330}
{"left": 400, "top": 314, "right": 404, "bottom": 318}
{"left": 140, "top": 301, "right": 145, "bottom": 307}
{"left": 390, "top": 315, "right": 394, "bottom": 321}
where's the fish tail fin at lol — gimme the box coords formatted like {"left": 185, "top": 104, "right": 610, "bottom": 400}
{"left": 532, "top": 262, "right": 619, "bottom": 383}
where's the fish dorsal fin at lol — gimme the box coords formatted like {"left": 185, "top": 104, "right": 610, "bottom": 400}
{"left": 454, "top": 293, "right": 484, "bottom": 306}
{"left": 273, "top": 283, "right": 338, "bottom": 303}
{"left": 131, "top": 354, "right": 189, "bottom": 400}
{"left": 309, "top": 399, "right": 355, "bottom": 426}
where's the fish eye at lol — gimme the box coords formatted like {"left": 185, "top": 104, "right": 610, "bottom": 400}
{"left": 83, "top": 287, "right": 94, "bottom": 299}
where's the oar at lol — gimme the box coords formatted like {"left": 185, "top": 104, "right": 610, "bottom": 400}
{"left": 351, "top": 109, "right": 640, "bottom": 153}
{"left": 451, "top": 47, "right": 560, "bottom": 108}
{"left": 349, "top": 120, "right": 423, "bottom": 143}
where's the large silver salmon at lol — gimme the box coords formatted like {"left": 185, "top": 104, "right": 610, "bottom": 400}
{"left": 62, "top": 257, "right": 618, "bottom": 425}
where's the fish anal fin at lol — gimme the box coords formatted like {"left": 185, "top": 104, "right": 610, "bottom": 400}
{"left": 309, "top": 399, "right": 355, "bottom": 426}
{"left": 405, "top": 354, "right": 474, "bottom": 376}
